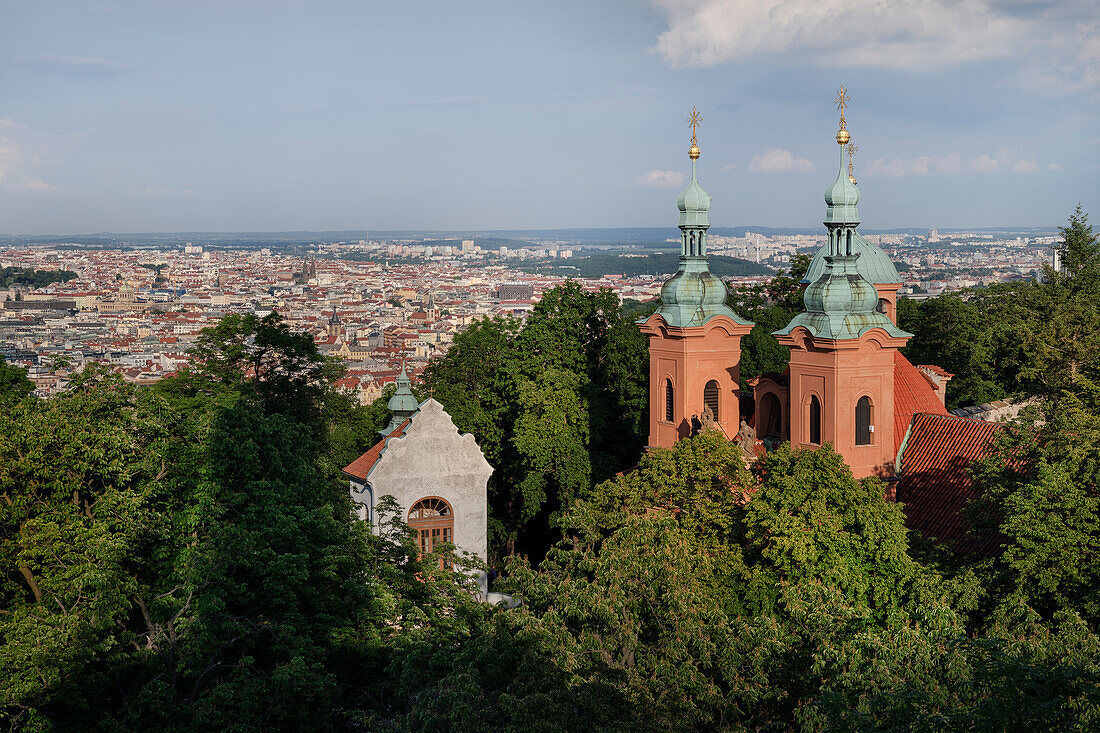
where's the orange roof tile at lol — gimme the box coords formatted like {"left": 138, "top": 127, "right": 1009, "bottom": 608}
{"left": 341, "top": 419, "right": 410, "bottom": 481}
{"left": 896, "top": 412, "right": 1004, "bottom": 556}
{"left": 893, "top": 352, "right": 949, "bottom": 449}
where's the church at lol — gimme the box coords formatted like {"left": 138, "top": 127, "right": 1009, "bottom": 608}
{"left": 638, "top": 94, "right": 1004, "bottom": 554}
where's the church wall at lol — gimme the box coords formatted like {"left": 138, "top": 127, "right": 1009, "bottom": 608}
{"left": 787, "top": 337, "right": 898, "bottom": 478}
{"left": 642, "top": 317, "right": 748, "bottom": 448}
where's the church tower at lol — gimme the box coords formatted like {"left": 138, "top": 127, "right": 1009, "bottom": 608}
{"left": 638, "top": 108, "right": 754, "bottom": 449}
{"left": 327, "top": 309, "right": 343, "bottom": 342}
{"left": 773, "top": 88, "right": 912, "bottom": 478}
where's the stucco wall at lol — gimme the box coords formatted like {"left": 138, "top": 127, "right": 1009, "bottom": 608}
{"left": 363, "top": 399, "right": 493, "bottom": 589}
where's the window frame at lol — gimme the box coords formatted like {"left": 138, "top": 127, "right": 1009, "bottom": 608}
{"left": 855, "top": 395, "right": 873, "bottom": 445}
{"left": 808, "top": 394, "right": 822, "bottom": 445}
{"left": 407, "top": 496, "right": 454, "bottom": 568}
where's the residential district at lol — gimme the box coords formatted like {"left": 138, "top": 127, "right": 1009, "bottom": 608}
{"left": 0, "top": 227, "right": 1058, "bottom": 398}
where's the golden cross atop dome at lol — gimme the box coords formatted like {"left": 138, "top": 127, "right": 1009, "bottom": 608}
{"left": 687, "top": 106, "right": 702, "bottom": 144}
{"left": 834, "top": 84, "right": 851, "bottom": 145}
{"left": 834, "top": 85, "right": 850, "bottom": 116}
{"left": 687, "top": 106, "right": 702, "bottom": 159}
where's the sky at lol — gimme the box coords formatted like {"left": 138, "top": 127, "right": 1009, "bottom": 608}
{"left": 0, "top": 0, "right": 1098, "bottom": 234}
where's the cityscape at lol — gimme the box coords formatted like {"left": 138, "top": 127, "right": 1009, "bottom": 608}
{"left": 3, "top": 1, "right": 1099, "bottom": 730}
{"left": 0, "top": 226, "right": 1060, "bottom": 397}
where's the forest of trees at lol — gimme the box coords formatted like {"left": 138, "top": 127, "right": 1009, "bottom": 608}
{"left": 0, "top": 268, "right": 77, "bottom": 289}
{"left": 1, "top": 207, "right": 1099, "bottom": 730}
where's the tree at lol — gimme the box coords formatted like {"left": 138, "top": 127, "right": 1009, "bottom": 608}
{"left": 421, "top": 282, "right": 648, "bottom": 561}
{"left": 1058, "top": 203, "right": 1099, "bottom": 277}
{"left": 726, "top": 254, "right": 810, "bottom": 386}
{"left": 0, "top": 359, "right": 33, "bottom": 408}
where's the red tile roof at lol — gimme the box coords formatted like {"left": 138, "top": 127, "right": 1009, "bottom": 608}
{"left": 342, "top": 419, "right": 410, "bottom": 481}
{"left": 893, "top": 352, "right": 949, "bottom": 449}
{"left": 896, "top": 412, "right": 1004, "bottom": 556}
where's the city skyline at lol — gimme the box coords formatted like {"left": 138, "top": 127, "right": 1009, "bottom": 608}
{"left": 1, "top": 0, "right": 1098, "bottom": 234}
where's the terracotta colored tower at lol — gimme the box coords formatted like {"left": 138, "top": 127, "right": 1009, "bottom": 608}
{"left": 773, "top": 90, "right": 912, "bottom": 478}
{"left": 638, "top": 109, "right": 754, "bottom": 449}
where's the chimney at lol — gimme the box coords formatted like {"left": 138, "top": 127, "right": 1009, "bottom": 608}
{"left": 916, "top": 365, "right": 954, "bottom": 407}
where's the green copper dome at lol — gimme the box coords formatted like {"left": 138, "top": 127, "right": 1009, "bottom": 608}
{"left": 779, "top": 123, "right": 909, "bottom": 342}
{"left": 642, "top": 148, "right": 751, "bottom": 330}
{"left": 676, "top": 159, "right": 711, "bottom": 228}
{"left": 386, "top": 363, "right": 419, "bottom": 415}
{"left": 655, "top": 259, "right": 740, "bottom": 328}
{"left": 777, "top": 254, "right": 910, "bottom": 341}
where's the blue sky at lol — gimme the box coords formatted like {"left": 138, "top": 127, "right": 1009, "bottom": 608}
{"left": 1, "top": 0, "right": 1097, "bottom": 233}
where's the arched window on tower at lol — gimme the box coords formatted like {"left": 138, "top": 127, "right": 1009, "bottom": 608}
{"left": 665, "top": 378, "right": 675, "bottom": 423}
{"left": 855, "top": 396, "right": 872, "bottom": 445}
{"left": 809, "top": 395, "right": 821, "bottom": 445}
{"left": 408, "top": 497, "right": 454, "bottom": 569}
{"left": 877, "top": 298, "right": 889, "bottom": 314}
{"left": 703, "top": 380, "right": 720, "bottom": 422}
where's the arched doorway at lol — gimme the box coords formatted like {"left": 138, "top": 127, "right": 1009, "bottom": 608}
{"left": 760, "top": 392, "right": 782, "bottom": 438}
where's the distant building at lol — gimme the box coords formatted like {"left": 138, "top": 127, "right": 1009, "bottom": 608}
{"left": 496, "top": 283, "right": 533, "bottom": 301}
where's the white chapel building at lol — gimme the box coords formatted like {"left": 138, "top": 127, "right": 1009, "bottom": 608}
{"left": 342, "top": 365, "right": 492, "bottom": 593}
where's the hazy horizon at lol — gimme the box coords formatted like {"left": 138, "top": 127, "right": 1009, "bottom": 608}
{"left": 2, "top": 0, "right": 1097, "bottom": 234}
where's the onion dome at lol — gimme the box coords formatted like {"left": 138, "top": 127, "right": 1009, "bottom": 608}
{"left": 775, "top": 87, "right": 910, "bottom": 342}
{"left": 778, "top": 253, "right": 911, "bottom": 341}
{"left": 387, "top": 362, "right": 420, "bottom": 416}
{"left": 676, "top": 160, "right": 712, "bottom": 229}
{"left": 824, "top": 152, "right": 861, "bottom": 225}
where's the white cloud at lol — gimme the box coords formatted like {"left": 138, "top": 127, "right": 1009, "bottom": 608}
{"left": 721, "top": 162, "right": 736, "bottom": 172}
{"left": 17, "top": 53, "right": 128, "bottom": 71}
{"left": 11, "top": 178, "right": 61, "bottom": 192}
{"left": 126, "top": 187, "right": 197, "bottom": 195}
{"left": 637, "top": 169, "right": 685, "bottom": 187}
{"left": 1048, "top": 163, "right": 1065, "bottom": 171}
{"left": 863, "top": 148, "right": 1041, "bottom": 177}
{"left": 748, "top": 149, "right": 814, "bottom": 174}
{"left": 649, "top": 0, "right": 1099, "bottom": 87}
{"left": 0, "top": 118, "right": 85, "bottom": 193}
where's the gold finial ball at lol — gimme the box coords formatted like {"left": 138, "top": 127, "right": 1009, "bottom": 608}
{"left": 836, "top": 128, "right": 850, "bottom": 145}
{"left": 689, "top": 143, "right": 700, "bottom": 160}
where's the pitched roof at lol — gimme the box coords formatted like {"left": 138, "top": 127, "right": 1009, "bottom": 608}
{"left": 893, "top": 351, "right": 949, "bottom": 449}
{"left": 342, "top": 419, "right": 410, "bottom": 482}
{"left": 896, "top": 412, "right": 1004, "bottom": 556}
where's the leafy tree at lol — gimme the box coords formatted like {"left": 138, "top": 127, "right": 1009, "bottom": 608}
{"left": 0, "top": 359, "right": 34, "bottom": 408}
{"left": 1058, "top": 203, "right": 1099, "bottom": 277}
{"left": 898, "top": 291, "right": 1012, "bottom": 408}
{"left": 726, "top": 254, "right": 809, "bottom": 386}
{"left": 421, "top": 282, "right": 647, "bottom": 560}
